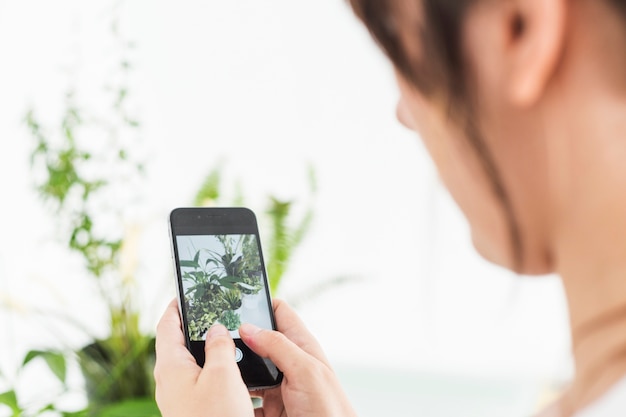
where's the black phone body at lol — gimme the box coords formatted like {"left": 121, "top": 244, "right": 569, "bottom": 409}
{"left": 169, "top": 207, "right": 282, "bottom": 390}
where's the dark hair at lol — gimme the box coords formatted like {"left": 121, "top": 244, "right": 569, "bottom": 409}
{"left": 349, "top": 0, "right": 473, "bottom": 102}
{"left": 349, "top": 0, "right": 626, "bottom": 125}
{"left": 349, "top": 0, "right": 626, "bottom": 271}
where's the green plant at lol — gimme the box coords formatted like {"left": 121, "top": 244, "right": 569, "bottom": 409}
{"left": 219, "top": 310, "right": 242, "bottom": 331}
{"left": 0, "top": 349, "right": 160, "bottom": 417}
{"left": 194, "top": 165, "right": 317, "bottom": 295}
{"left": 10, "top": 8, "right": 159, "bottom": 417}
{"left": 192, "top": 166, "right": 361, "bottom": 309}
{"left": 179, "top": 234, "right": 263, "bottom": 339}
{"left": 185, "top": 300, "right": 219, "bottom": 341}
{"left": 181, "top": 251, "right": 240, "bottom": 295}
{"left": 223, "top": 289, "right": 243, "bottom": 311}
{"left": 240, "top": 235, "right": 263, "bottom": 295}
{"left": 0, "top": 350, "right": 74, "bottom": 417}
{"left": 25, "top": 84, "right": 155, "bottom": 411}
{"left": 239, "top": 275, "right": 262, "bottom": 295}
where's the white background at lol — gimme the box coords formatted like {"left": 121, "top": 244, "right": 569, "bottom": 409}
{"left": 0, "top": 1, "right": 572, "bottom": 415}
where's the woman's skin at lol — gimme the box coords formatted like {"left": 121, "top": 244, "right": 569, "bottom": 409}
{"left": 154, "top": 299, "right": 358, "bottom": 417}
{"left": 154, "top": 0, "right": 626, "bottom": 415}
{"left": 398, "top": 0, "right": 626, "bottom": 414}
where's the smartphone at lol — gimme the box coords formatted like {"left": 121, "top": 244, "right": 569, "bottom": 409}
{"left": 169, "top": 207, "right": 283, "bottom": 389}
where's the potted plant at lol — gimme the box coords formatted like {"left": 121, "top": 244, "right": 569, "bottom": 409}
{"left": 179, "top": 235, "right": 256, "bottom": 337}
{"left": 223, "top": 289, "right": 243, "bottom": 311}
{"left": 2, "top": 6, "right": 324, "bottom": 415}
{"left": 219, "top": 310, "right": 242, "bottom": 332}
{"left": 17, "top": 16, "right": 160, "bottom": 412}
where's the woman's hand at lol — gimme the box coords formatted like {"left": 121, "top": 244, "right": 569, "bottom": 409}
{"left": 241, "top": 299, "right": 357, "bottom": 417}
{"left": 154, "top": 299, "right": 254, "bottom": 417}
{"left": 153, "top": 298, "right": 356, "bottom": 417}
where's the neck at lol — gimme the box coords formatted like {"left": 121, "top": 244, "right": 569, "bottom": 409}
{"left": 548, "top": 93, "right": 626, "bottom": 415}
{"left": 538, "top": 3, "right": 626, "bottom": 410}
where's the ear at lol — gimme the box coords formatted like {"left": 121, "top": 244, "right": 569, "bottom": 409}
{"left": 507, "top": 0, "right": 567, "bottom": 106}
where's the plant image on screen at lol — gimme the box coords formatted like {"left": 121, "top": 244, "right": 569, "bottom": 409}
{"left": 178, "top": 234, "right": 266, "bottom": 340}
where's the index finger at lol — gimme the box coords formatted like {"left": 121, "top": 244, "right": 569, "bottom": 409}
{"left": 272, "top": 299, "right": 331, "bottom": 368}
{"left": 198, "top": 324, "right": 245, "bottom": 386}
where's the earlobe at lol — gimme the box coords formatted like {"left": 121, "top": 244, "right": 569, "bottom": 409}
{"left": 396, "top": 96, "right": 417, "bottom": 131}
{"left": 509, "top": 0, "right": 567, "bottom": 107}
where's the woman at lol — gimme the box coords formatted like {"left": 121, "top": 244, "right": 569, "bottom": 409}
{"left": 153, "top": 0, "right": 626, "bottom": 415}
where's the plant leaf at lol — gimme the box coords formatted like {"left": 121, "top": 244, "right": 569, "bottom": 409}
{"left": 36, "top": 403, "right": 57, "bottom": 415}
{"left": 0, "top": 390, "right": 19, "bottom": 413}
{"left": 219, "top": 276, "right": 243, "bottom": 289}
{"left": 23, "top": 350, "right": 67, "bottom": 383}
{"left": 179, "top": 260, "right": 200, "bottom": 269}
{"left": 193, "top": 166, "right": 221, "bottom": 206}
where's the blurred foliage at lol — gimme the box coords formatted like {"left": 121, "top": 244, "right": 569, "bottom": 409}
{"left": 0, "top": 348, "right": 159, "bottom": 417}
{"left": 1, "top": 3, "right": 346, "bottom": 417}
{"left": 193, "top": 165, "right": 356, "bottom": 305}
{"left": 1, "top": 6, "right": 157, "bottom": 417}
{"left": 193, "top": 164, "right": 317, "bottom": 295}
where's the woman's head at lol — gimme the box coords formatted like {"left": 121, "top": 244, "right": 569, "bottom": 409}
{"left": 350, "top": 0, "right": 626, "bottom": 275}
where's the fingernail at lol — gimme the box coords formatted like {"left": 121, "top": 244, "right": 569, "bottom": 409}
{"left": 207, "top": 324, "right": 229, "bottom": 340}
{"left": 239, "top": 323, "right": 262, "bottom": 337}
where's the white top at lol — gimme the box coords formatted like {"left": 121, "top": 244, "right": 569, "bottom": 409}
{"left": 575, "top": 377, "right": 626, "bottom": 416}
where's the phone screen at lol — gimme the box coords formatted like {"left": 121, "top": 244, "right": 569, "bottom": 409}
{"left": 169, "top": 207, "right": 282, "bottom": 389}
{"left": 175, "top": 234, "right": 273, "bottom": 340}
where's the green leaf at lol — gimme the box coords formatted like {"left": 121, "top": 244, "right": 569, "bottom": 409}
{"left": 219, "top": 276, "right": 243, "bottom": 286}
{"left": 193, "top": 166, "right": 222, "bottom": 206}
{"left": 219, "top": 282, "right": 236, "bottom": 290}
{"left": 44, "top": 352, "right": 67, "bottom": 383}
{"left": 193, "top": 270, "right": 206, "bottom": 279}
{"left": 98, "top": 398, "right": 161, "bottom": 417}
{"left": 0, "top": 390, "right": 19, "bottom": 413}
{"left": 22, "top": 350, "right": 67, "bottom": 383}
{"left": 22, "top": 350, "right": 41, "bottom": 365}
{"left": 36, "top": 403, "right": 57, "bottom": 415}
{"left": 179, "top": 260, "right": 200, "bottom": 269}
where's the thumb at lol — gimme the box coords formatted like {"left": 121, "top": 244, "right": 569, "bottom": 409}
{"left": 198, "top": 324, "right": 242, "bottom": 385}
{"left": 239, "top": 323, "right": 315, "bottom": 377}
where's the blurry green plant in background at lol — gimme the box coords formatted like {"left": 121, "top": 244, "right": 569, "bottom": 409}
{"left": 193, "top": 162, "right": 317, "bottom": 295}
{"left": 0, "top": 8, "right": 319, "bottom": 417}
{"left": 0, "top": 11, "right": 160, "bottom": 416}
